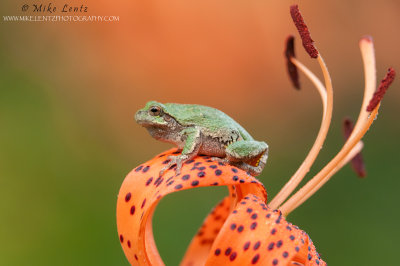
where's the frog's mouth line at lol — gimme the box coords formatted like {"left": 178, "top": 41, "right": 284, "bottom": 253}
{"left": 137, "top": 121, "right": 168, "bottom": 128}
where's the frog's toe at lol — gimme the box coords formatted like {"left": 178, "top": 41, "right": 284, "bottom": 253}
{"left": 173, "top": 157, "right": 186, "bottom": 176}
{"left": 175, "top": 164, "right": 182, "bottom": 176}
{"left": 210, "top": 157, "right": 229, "bottom": 164}
{"left": 159, "top": 155, "right": 185, "bottom": 176}
{"left": 233, "top": 162, "right": 264, "bottom": 176}
{"left": 158, "top": 165, "right": 169, "bottom": 176}
{"left": 159, "top": 157, "right": 177, "bottom": 176}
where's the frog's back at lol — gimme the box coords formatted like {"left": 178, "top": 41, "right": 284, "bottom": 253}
{"left": 164, "top": 103, "right": 253, "bottom": 140}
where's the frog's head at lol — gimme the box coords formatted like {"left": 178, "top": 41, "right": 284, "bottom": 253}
{"left": 135, "top": 101, "right": 171, "bottom": 128}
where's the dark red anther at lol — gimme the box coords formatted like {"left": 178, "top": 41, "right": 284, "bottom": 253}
{"left": 285, "top": 35, "right": 300, "bottom": 89}
{"left": 290, "top": 5, "right": 319, "bottom": 59}
{"left": 343, "top": 118, "right": 367, "bottom": 178}
{"left": 366, "top": 67, "right": 396, "bottom": 112}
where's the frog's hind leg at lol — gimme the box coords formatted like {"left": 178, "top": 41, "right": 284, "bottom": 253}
{"left": 233, "top": 152, "right": 268, "bottom": 176}
{"left": 224, "top": 140, "right": 269, "bottom": 176}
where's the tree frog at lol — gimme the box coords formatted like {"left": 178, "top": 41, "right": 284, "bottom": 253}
{"left": 135, "top": 101, "right": 268, "bottom": 176}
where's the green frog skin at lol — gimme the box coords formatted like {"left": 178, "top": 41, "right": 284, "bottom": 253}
{"left": 135, "top": 101, "right": 268, "bottom": 176}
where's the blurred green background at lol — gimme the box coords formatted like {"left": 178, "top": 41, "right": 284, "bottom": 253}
{"left": 0, "top": 0, "right": 399, "bottom": 265}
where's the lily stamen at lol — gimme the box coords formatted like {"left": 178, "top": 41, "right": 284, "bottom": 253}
{"left": 343, "top": 118, "right": 367, "bottom": 177}
{"left": 270, "top": 6, "right": 334, "bottom": 210}
{"left": 280, "top": 38, "right": 394, "bottom": 215}
{"left": 271, "top": 5, "right": 395, "bottom": 216}
{"left": 367, "top": 67, "right": 395, "bottom": 111}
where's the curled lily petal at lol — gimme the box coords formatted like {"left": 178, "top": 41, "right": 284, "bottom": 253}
{"left": 204, "top": 195, "right": 326, "bottom": 265}
{"left": 116, "top": 149, "right": 267, "bottom": 265}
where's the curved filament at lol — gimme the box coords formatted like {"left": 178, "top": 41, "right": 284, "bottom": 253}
{"left": 269, "top": 55, "right": 333, "bottom": 209}
{"left": 280, "top": 39, "right": 379, "bottom": 215}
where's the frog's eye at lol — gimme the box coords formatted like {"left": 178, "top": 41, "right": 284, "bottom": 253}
{"left": 149, "top": 106, "right": 162, "bottom": 116}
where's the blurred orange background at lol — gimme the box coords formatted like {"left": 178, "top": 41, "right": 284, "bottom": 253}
{"left": 0, "top": 0, "right": 399, "bottom": 265}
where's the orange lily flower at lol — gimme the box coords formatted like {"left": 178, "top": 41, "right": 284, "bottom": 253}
{"left": 117, "top": 5, "right": 395, "bottom": 266}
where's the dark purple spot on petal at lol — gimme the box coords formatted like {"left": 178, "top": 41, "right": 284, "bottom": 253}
{"left": 230, "top": 252, "right": 237, "bottom": 261}
{"left": 154, "top": 177, "right": 164, "bottom": 186}
{"left": 146, "top": 177, "right": 153, "bottom": 186}
{"left": 225, "top": 247, "right": 232, "bottom": 255}
{"left": 252, "top": 254, "right": 260, "bottom": 264}
{"left": 268, "top": 242, "right": 275, "bottom": 251}
{"left": 250, "top": 222, "right": 257, "bottom": 230}
{"left": 214, "top": 215, "right": 222, "bottom": 221}
{"left": 191, "top": 180, "right": 199, "bottom": 186}
{"left": 130, "top": 206, "right": 135, "bottom": 215}
{"left": 125, "top": 192, "right": 131, "bottom": 202}
{"left": 141, "top": 199, "right": 146, "bottom": 209}
{"left": 197, "top": 171, "right": 206, "bottom": 178}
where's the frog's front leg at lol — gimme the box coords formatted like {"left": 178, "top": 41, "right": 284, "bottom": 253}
{"left": 224, "top": 140, "right": 269, "bottom": 176}
{"left": 159, "top": 127, "right": 202, "bottom": 176}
